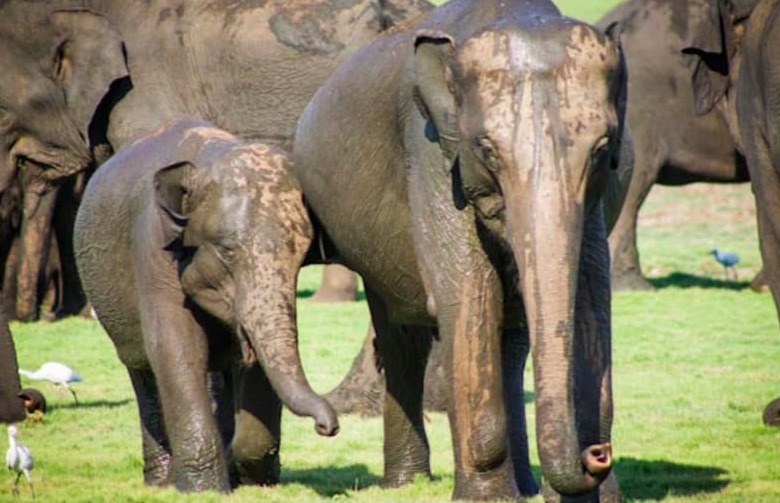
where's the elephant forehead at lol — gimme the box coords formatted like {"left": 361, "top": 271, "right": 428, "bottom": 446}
{"left": 181, "top": 126, "right": 237, "bottom": 144}
{"left": 457, "top": 25, "right": 615, "bottom": 80}
{"left": 457, "top": 27, "right": 615, "bottom": 137}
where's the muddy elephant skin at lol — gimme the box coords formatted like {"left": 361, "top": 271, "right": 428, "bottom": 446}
{"left": 295, "top": 0, "right": 626, "bottom": 499}
{"left": 0, "top": 0, "right": 432, "bottom": 320}
{"left": 599, "top": 0, "right": 749, "bottom": 291}
{"left": 74, "top": 118, "right": 338, "bottom": 493}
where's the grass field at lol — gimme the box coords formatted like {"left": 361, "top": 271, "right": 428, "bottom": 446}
{"left": 5, "top": 0, "right": 780, "bottom": 502}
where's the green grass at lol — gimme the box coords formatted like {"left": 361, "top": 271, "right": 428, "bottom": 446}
{"left": 5, "top": 1, "right": 780, "bottom": 501}
{"left": 6, "top": 190, "right": 779, "bottom": 503}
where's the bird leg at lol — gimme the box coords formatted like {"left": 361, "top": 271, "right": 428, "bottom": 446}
{"left": 23, "top": 469, "right": 34, "bottom": 499}
{"left": 66, "top": 384, "right": 79, "bottom": 405}
{"left": 12, "top": 472, "right": 21, "bottom": 497}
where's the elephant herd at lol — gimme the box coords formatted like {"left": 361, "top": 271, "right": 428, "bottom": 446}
{"left": 0, "top": 0, "right": 778, "bottom": 502}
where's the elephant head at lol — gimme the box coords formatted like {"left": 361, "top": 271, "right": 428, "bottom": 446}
{"left": 153, "top": 137, "right": 338, "bottom": 437}
{"left": 411, "top": 20, "right": 627, "bottom": 495}
{"left": 0, "top": 6, "right": 128, "bottom": 189}
{"left": 682, "top": 0, "right": 760, "bottom": 115}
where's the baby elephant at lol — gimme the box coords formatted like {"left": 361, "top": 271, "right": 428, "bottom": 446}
{"left": 74, "top": 118, "right": 337, "bottom": 492}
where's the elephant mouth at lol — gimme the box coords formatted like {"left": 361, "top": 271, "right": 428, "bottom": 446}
{"left": 11, "top": 136, "right": 93, "bottom": 186}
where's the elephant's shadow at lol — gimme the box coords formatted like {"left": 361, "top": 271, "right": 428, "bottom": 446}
{"left": 282, "top": 456, "right": 727, "bottom": 499}
{"left": 49, "top": 398, "right": 134, "bottom": 411}
{"left": 648, "top": 272, "right": 749, "bottom": 291}
{"left": 546, "top": 457, "right": 728, "bottom": 501}
{"left": 281, "top": 464, "right": 382, "bottom": 497}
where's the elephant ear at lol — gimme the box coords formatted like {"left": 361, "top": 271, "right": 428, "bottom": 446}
{"left": 413, "top": 30, "right": 458, "bottom": 163}
{"left": 681, "top": 0, "right": 738, "bottom": 115}
{"left": 154, "top": 162, "right": 193, "bottom": 250}
{"left": 49, "top": 9, "right": 129, "bottom": 143}
{"left": 605, "top": 22, "right": 629, "bottom": 171}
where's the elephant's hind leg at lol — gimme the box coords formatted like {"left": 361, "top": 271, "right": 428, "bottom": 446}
{"left": 127, "top": 367, "right": 172, "bottom": 486}
{"left": 366, "top": 289, "right": 432, "bottom": 487}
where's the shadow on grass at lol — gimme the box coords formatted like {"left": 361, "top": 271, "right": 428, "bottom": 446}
{"left": 52, "top": 398, "right": 133, "bottom": 411}
{"left": 297, "top": 289, "right": 367, "bottom": 301}
{"left": 648, "top": 272, "right": 749, "bottom": 291}
{"left": 615, "top": 457, "right": 729, "bottom": 500}
{"left": 283, "top": 464, "right": 381, "bottom": 497}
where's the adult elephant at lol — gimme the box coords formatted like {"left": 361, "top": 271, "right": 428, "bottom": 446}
{"left": 0, "top": 0, "right": 432, "bottom": 320}
{"left": 327, "top": 132, "right": 635, "bottom": 418}
{"left": 683, "top": 0, "right": 780, "bottom": 424}
{"left": 597, "top": 0, "right": 751, "bottom": 291}
{"left": 294, "top": 0, "right": 628, "bottom": 499}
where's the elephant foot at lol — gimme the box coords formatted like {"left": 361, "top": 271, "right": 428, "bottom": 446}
{"left": 383, "top": 464, "right": 431, "bottom": 488}
{"left": 173, "top": 465, "right": 231, "bottom": 494}
{"left": 750, "top": 269, "right": 769, "bottom": 293}
{"left": 763, "top": 397, "right": 780, "bottom": 427}
{"left": 452, "top": 460, "right": 520, "bottom": 501}
{"left": 142, "top": 453, "right": 173, "bottom": 487}
{"left": 310, "top": 287, "right": 357, "bottom": 302}
{"left": 231, "top": 449, "right": 280, "bottom": 486}
{"left": 541, "top": 471, "right": 620, "bottom": 503}
{"left": 310, "top": 265, "right": 358, "bottom": 303}
{"left": 610, "top": 270, "right": 654, "bottom": 292}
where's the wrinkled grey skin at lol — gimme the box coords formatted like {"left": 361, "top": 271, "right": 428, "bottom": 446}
{"left": 74, "top": 118, "right": 338, "bottom": 493}
{"left": 682, "top": 0, "right": 780, "bottom": 422}
{"left": 328, "top": 128, "right": 634, "bottom": 420}
{"left": 0, "top": 0, "right": 432, "bottom": 320}
{"left": 598, "top": 0, "right": 750, "bottom": 291}
{"left": 295, "top": 0, "right": 627, "bottom": 500}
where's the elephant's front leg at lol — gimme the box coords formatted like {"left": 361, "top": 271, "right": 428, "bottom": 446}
{"left": 366, "top": 289, "right": 432, "bottom": 487}
{"left": 439, "top": 268, "right": 518, "bottom": 501}
{"left": 140, "top": 303, "right": 230, "bottom": 492}
{"left": 230, "top": 362, "right": 282, "bottom": 486}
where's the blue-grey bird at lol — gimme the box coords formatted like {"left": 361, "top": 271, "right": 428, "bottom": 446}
{"left": 20, "top": 362, "right": 83, "bottom": 405}
{"left": 710, "top": 248, "right": 740, "bottom": 279}
{"left": 6, "top": 425, "right": 34, "bottom": 498}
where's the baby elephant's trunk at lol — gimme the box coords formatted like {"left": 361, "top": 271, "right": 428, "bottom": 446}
{"left": 235, "top": 166, "right": 339, "bottom": 437}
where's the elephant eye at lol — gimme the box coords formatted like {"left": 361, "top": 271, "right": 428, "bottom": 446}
{"left": 472, "top": 136, "right": 500, "bottom": 173}
{"left": 590, "top": 134, "right": 612, "bottom": 166}
{"left": 0, "top": 106, "right": 13, "bottom": 131}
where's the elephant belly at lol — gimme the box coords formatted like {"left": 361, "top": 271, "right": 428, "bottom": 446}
{"left": 74, "top": 178, "right": 150, "bottom": 369}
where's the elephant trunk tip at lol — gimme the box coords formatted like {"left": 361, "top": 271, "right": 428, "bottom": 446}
{"left": 581, "top": 442, "right": 612, "bottom": 478}
{"left": 312, "top": 398, "right": 340, "bottom": 437}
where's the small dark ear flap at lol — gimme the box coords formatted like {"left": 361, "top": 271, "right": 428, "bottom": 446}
{"left": 606, "top": 22, "right": 629, "bottom": 154}
{"left": 49, "top": 10, "right": 129, "bottom": 141}
{"left": 413, "top": 30, "right": 458, "bottom": 162}
{"left": 375, "top": 0, "right": 434, "bottom": 31}
{"left": 154, "top": 162, "right": 192, "bottom": 249}
{"left": 603, "top": 127, "right": 634, "bottom": 234}
{"left": 681, "top": 0, "right": 734, "bottom": 115}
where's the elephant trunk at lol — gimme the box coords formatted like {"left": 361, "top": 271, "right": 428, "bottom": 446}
{"left": 504, "top": 172, "right": 612, "bottom": 496}
{"left": 235, "top": 256, "right": 339, "bottom": 438}
{"left": 15, "top": 184, "right": 58, "bottom": 321}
